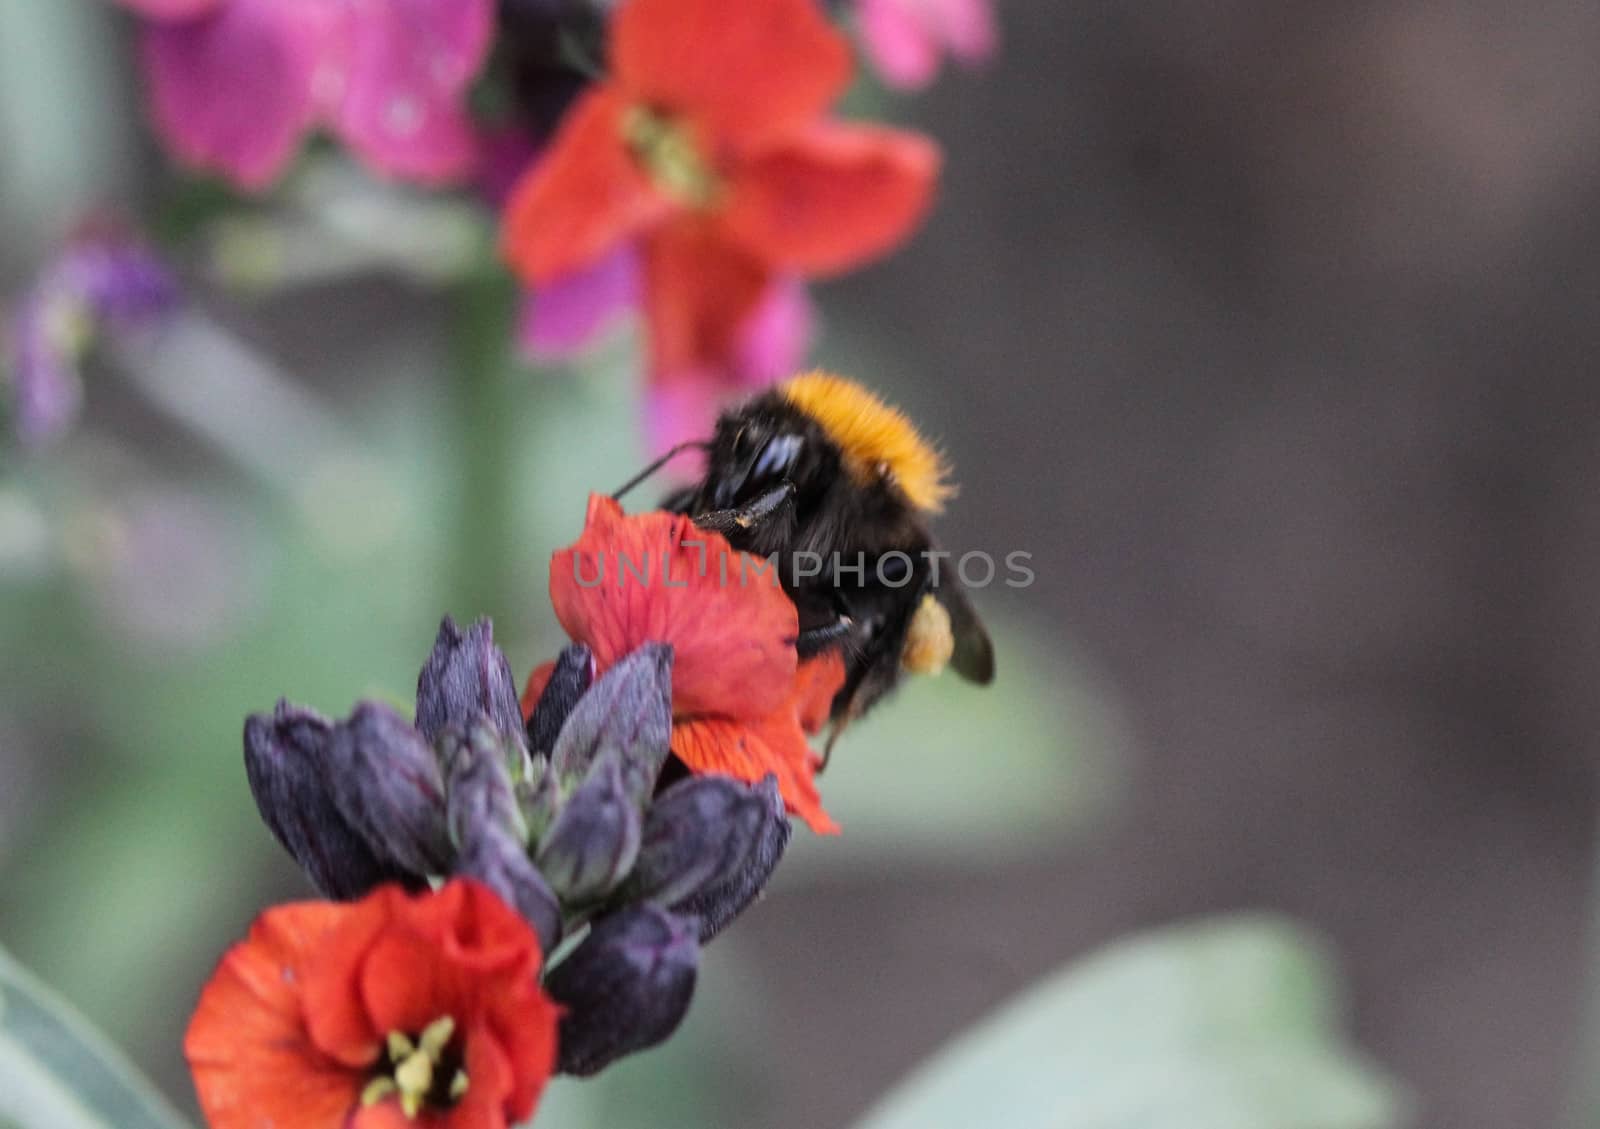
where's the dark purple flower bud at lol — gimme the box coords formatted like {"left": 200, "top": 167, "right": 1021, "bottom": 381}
{"left": 457, "top": 821, "right": 564, "bottom": 956}
{"left": 625, "top": 774, "right": 790, "bottom": 941}
{"left": 242, "top": 701, "right": 414, "bottom": 899}
{"left": 322, "top": 702, "right": 452, "bottom": 876}
{"left": 526, "top": 643, "right": 594, "bottom": 757}
{"left": 442, "top": 719, "right": 561, "bottom": 945}
{"left": 443, "top": 720, "right": 528, "bottom": 846}
{"left": 415, "top": 617, "right": 526, "bottom": 749}
{"left": 550, "top": 644, "right": 672, "bottom": 803}
{"left": 545, "top": 904, "right": 700, "bottom": 1077}
{"left": 674, "top": 778, "right": 790, "bottom": 942}
{"left": 535, "top": 755, "right": 642, "bottom": 904}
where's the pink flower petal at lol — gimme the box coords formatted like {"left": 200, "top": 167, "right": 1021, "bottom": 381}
{"left": 137, "top": 0, "right": 324, "bottom": 189}
{"left": 645, "top": 375, "right": 727, "bottom": 463}
{"left": 733, "top": 276, "right": 813, "bottom": 387}
{"left": 855, "top": 0, "right": 942, "bottom": 90}
{"left": 642, "top": 276, "right": 814, "bottom": 459}
{"left": 331, "top": 0, "right": 495, "bottom": 183}
{"left": 931, "top": 0, "right": 998, "bottom": 65}
{"left": 855, "top": 0, "right": 997, "bottom": 89}
{"left": 519, "top": 244, "right": 641, "bottom": 362}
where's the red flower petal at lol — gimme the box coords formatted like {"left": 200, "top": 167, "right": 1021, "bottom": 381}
{"left": 550, "top": 497, "right": 797, "bottom": 720}
{"left": 722, "top": 124, "right": 942, "bottom": 274}
{"left": 193, "top": 883, "right": 556, "bottom": 1129}
{"left": 794, "top": 652, "right": 847, "bottom": 735}
{"left": 610, "top": 0, "right": 851, "bottom": 142}
{"left": 411, "top": 877, "right": 545, "bottom": 977}
{"left": 642, "top": 219, "right": 771, "bottom": 377}
{"left": 184, "top": 902, "right": 364, "bottom": 1128}
{"left": 672, "top": 714, "right": 838, "bottom": 834}
{"left": 502, "top": 89, "right": 670, "bottom": 282}
{"left": 299, "top": 888, "right": 400, "bottom": 1068}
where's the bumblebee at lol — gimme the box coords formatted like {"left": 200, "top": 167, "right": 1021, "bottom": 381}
{"left": 619, "top": 372, "right": 995, "bottom": 749}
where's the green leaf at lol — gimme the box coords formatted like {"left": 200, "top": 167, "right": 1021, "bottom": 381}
{"left": 0, "top": 946, "right": 194, "bottom": 1129}
{"left": 853, "top": 914, "right": 1409, "bottom": 1129}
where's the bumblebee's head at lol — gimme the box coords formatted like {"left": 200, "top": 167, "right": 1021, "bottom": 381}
{"left": 700, "top": 395, "right": 835, "bottom": 510}
{"left": 696, "top": 371, "right": 953, "bottom": 516}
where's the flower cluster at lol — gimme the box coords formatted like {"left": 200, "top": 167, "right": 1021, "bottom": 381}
{"left": 110, "top": 0, "right": 996, "bottom": 450}
{"left": 196, "top": 493, "right": 841, "bottom": 1124}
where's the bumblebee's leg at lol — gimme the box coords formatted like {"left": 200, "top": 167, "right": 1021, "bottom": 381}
{"left": 693, "top": 481, "right": 795, "bottom": 535}
{"left": 796, "top": 615, "right": 854, "bottom": 659}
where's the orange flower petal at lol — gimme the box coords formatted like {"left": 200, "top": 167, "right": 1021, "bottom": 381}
{"left": 550, "top": 498, "right": 797, "bottom": 719}
{"left": 190, "top": 883, "right": 555, "bottom": 1129}
{"left": 502, "top": 88, "right": 669, "bottom": 283}
{"left": 444, "top": 1032, "right": 521, "bottom": 1127}
{"left": 643, "top": 218, "right": 771, "bottom": 376}
{"left": 610, "top": 0, "right": 851, "bottom": 142}
{"left": 184, "top": 902, "right": 363, "bottom": 1129}
{"left": 794, "top": 652, "right": 848, "bottom": 735}
{"left": 722, "top": 123, "right": 941, "bottom": 275}
{"left": 299, "top": 887, "right": 400, "bottom": 1068}
{"left": 672, "top": 715, "right": 838, "bottom": 834}
{"left": 484, "top": 994, "right": 559, "bottom": 1120}
{"left": 411, "top": 878, "right": 545, "bottom": 977}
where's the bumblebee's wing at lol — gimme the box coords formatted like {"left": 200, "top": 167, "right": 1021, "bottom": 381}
{"left": 931, "top": 570, "right": 995, "bottom": 684}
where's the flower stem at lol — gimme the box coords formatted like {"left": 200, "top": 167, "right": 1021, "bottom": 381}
{"left": 450, "top": 258, "right": 521, "bottom": 621}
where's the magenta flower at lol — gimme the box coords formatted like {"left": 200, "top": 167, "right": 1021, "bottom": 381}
{"left": 519, "top": 253, "right": 814, "bottom": 459}
{"left": 518, "top": 246, "right": 641, "bottom": 364}
{"left": 117, "top": 0, "right": 494, "bottom": 190}
{"left": 855, "top": 0, "right": 998, "bottom": 90}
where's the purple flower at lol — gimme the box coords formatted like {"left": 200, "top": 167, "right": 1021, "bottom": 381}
{"left": 117, "top": 0, "right": 494, "bottom": 189}
{"left": 5, "top": 235, "right": 178, "bottom": 447}
{"left": 854, "top": 0, "right": 998, "bottom": 90}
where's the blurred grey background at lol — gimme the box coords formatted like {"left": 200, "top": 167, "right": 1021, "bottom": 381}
{"left": 3, "top": 3, "right": 1599, "bottom": 1129}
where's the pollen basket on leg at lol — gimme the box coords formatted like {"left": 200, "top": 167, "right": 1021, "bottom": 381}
{"left": 780, "top": 371, "right": 953, "bottom": 512}
{"left": 902, "top": 594, "right": 955, "bottom": 676}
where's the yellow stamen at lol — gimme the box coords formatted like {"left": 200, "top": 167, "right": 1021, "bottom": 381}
{"left": 368, "top": 1016, "right": 466, "bottom": 1120}
{"left": 394, "top": 1049, "right": 435, "bottom": 1099}
{"left": 360, "top": 1077, "right": 397, "bottom": 1108}
{"left": 418, "top": 1016, "right": 455, "bottom": 1058}
{"left": 386, "top": 1032, "right": 415, "bottom": 1061}
{"left": 622, "top": 107, "right": 721, "bottom": 209}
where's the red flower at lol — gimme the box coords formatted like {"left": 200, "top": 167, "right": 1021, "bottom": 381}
{"left": 500, "top": 0, "right": 940, "bottom": 381}
{"left": 526, "top": 495, "right": 844, "bottom": 833}
{"left": 185, "top": 881, "right": 558, "bottom": 1129}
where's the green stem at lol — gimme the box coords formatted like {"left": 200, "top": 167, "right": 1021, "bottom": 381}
{"left": 449, "top": 259, "right": 521, "bottom": 621}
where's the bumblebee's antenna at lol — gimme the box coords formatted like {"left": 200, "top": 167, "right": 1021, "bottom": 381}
{"left": 611, "top": 439, "right": 712, "bottom": 501}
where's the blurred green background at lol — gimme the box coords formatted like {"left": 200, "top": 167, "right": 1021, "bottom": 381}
{"left": 4, "top": 3, "right": 1599, "bottom": 1128}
